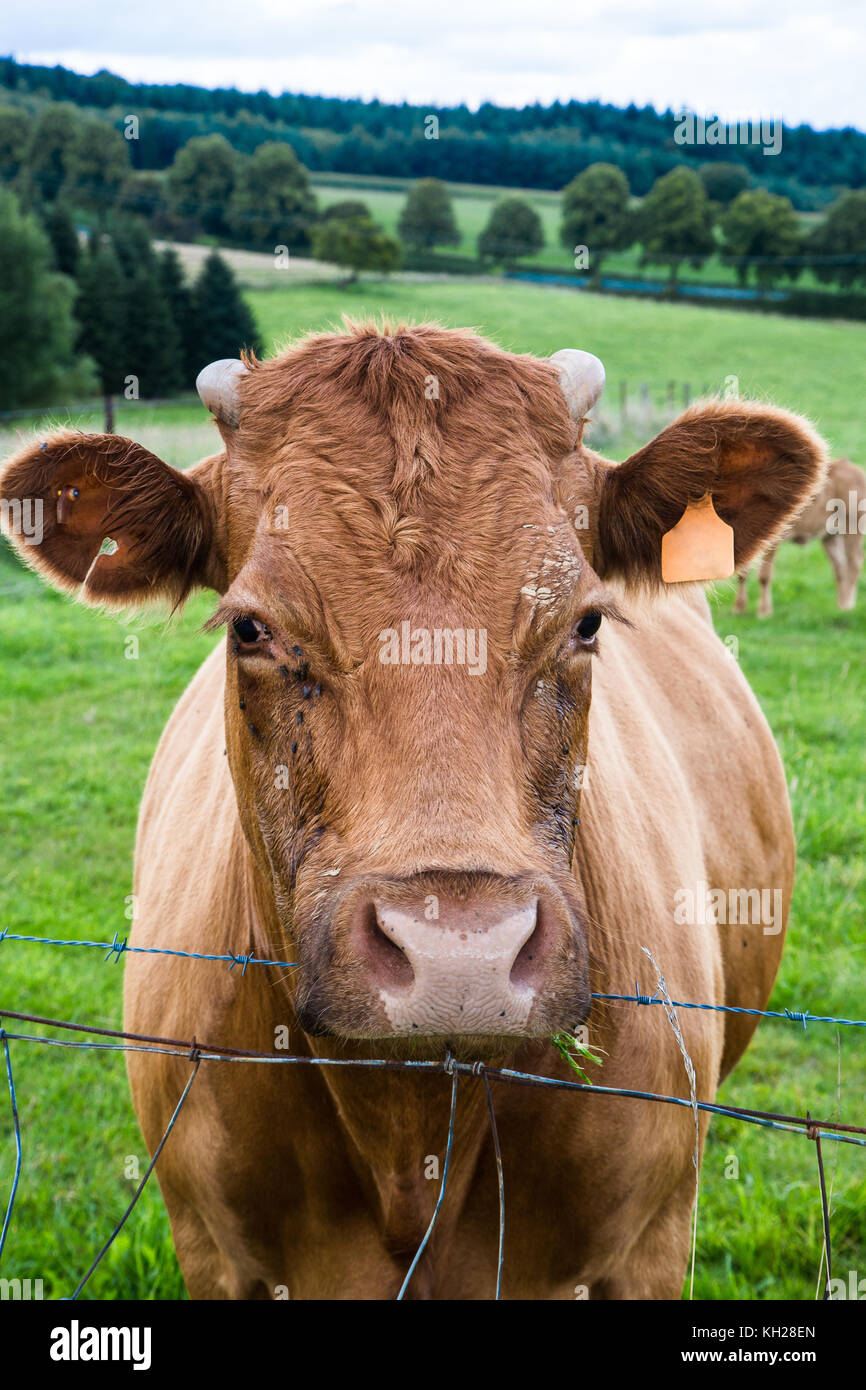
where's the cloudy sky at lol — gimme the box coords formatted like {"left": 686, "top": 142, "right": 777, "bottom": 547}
{"left": 8, "top": 0, "right": 865, "bottom": 130}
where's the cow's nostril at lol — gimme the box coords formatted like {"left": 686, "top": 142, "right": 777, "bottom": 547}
{"left": 360, "top": 902, "right": 415, "bottom": 989}
{"left": 509, "top": 905, "right": 546, "bottom": 990}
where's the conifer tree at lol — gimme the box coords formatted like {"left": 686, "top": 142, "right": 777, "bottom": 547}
{"left": 188, "top": 251, "right": 262, "bottom": 375}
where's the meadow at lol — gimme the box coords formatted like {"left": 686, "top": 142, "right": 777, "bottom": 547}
{"left": 0, "top": 276, "right": 863, "bottom": 1300}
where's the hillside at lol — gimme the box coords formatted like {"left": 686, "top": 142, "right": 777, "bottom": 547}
{"left": 1, "top": 56, "right": 863, "bottom": 207}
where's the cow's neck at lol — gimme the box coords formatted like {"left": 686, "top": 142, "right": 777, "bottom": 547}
{"left": 245, "top": 847, "right": 534, "bottom": 1259}
{"left": 312, "top": 1044, "right": 492, "bottom": 1258}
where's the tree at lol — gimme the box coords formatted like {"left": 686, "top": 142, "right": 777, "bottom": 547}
{"left": 159, "top": 247, "right": 197, "bottom": 384}
{"left": 119, "top": 172, "right": 194, "bottom": 239}
{"left": 478, "top": 196, "right": 543, "bottom": 264}
{"left": 397, "top": 179, "right": 459, "bottom": 251}
{"left": 0, "top": 189, "right": 93, "bottom": 410}
{"left": 227, "top": 141, "right": 317, "bottom": 251}
{"left": 719, "top": 189, "right": 802, "bottom": 289}
{"left": 699, "top": 162, "right": 750, "bottom": 207}
{"left": 188, "top": 251, "right": 262, "bottom": 375}
{"left": 74, "top": 237, "right": 130, "bottom": 418}
{"left": 66, "top": 119, "right": 130, "bottom": 211}
{"left": 560, "top": 163, "right": 632, "bottom": 282}
{"left": 41, "top": 201, "right": 80, "bottom": 276}
{"left": 311, "top": 212, "right": 401, "bottom": 283}
{"left": 639, "top": 166, "right": 716, "bottom": 288}
{"left": 23, "top": 103, "right": 79, "bottom": 204}
{"left": 807, "top": 191, "right": 866, "bottom": 290}
{"left": 118, "top": 172, "right": 165, "bottom": 220}
{"left": 123, "top": 257, "right": 183, "bottom": 396}
{"left": 107, "top": 215, "right": 155, "bottom": 279}
{"left": 76, "top": 217, "right": 186, "bottom": 422}
{"left": 322, "top": 199, "right": 373, "bottom": 223}
{"left": 0, "top": 107, "right": 32, "bottom": 183}
{"left": 167, "top": 134, "right": 237, "bottom": 236}
{"left": 96, "top": 217, "right": 184, "bottom": 397}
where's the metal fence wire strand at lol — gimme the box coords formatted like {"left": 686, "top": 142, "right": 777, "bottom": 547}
{"left": 641, "top": 948, "right": 700, "bottom": 1302}
{"left": 396, "top": 1057, "right": 459, "bottom": 1301}
{"left": 67, "top": 1052, "right": 202, "bottom": 1301}
{"left": 807, "top": 1112, "right": 833, "bottom": 1302}
{"left": 0, "top": 929, "right": 296, "bottom": 972}
{"left": 482, "top": 1068, "right": 506, "bottom": 1301}
{"left": 1, "top": 1007, "right": 864, "bottom": 1144}
{"left": 0, "top": 954, "right": 863, "bottom": 1298}
{"left": 3, "top": 931, "right": 866, "bottom": 1030}
{"left": 0, "top": 1031, "right": 21, "bottom": 1264}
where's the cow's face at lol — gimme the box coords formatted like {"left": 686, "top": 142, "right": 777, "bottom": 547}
{"left": 196, "top": 333, "right": 612, "bottom": 1044}
{"left": 0, "top": 325, "right": 827, "bottom": 1045}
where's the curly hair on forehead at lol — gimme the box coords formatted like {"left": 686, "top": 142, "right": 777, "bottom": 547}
{"left": 237, "top": 318, "right": 576, "bottom": 504}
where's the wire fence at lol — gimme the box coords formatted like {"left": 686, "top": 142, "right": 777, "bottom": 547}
{"left": 0, "top": 931, "right": 863, "bottom": 1301}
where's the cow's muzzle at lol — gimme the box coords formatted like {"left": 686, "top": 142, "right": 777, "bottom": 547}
{"left": 294, "top": 872, "right": 589, "bottom": 1040}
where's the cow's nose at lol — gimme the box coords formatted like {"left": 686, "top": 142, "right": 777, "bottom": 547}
{"left": 357, "top": 896, "right": 545, "bottom": 1034}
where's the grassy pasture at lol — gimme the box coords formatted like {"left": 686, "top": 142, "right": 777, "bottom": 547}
{"left": 0, "top": 277, "right": 863, "bottom": 1300}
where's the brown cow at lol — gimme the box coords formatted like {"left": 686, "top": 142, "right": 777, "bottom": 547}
{"left": 734, "top": 456, "right": 865, "bottom": 616}
{"left": 0, "top": 324, "right": 827, "bottom": 1300}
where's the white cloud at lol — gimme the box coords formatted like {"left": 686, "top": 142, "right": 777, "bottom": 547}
{"left": 8, "top": 0, "right": 866, "bottom": 129}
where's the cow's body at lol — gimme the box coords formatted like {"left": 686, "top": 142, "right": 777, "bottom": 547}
{"left": 125, "top": 582, "right": 790, "bottom": 1299}
{"left": 734, "top": 456, "right": 865, "bottom": 615}
{"left": 2, "top": 323, "right": 826, "bottom": 1300}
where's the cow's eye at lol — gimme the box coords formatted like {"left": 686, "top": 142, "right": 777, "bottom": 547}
{"left": 232, "top": 615, "right": 270, "bottom": 647}
{"left": 572, "top": 611, "right": 602, "bottom": 647}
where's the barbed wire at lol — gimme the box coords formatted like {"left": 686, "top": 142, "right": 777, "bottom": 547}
{"left": 1, "top": 921, "right": 862, "bottom": 1300}
{"left": 0, "top": 930, "right": 296, "bottom": 972}
{"left": 1, "top": 1008, "right": 863, "bottom": 1143}
{"left": 1, "top": 1005, "right": 862, "bottom": 1302}
{"left": 1, "top": 930, "right": 863, "bottom": 1031}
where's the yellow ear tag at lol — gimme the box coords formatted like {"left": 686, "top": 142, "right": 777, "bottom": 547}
{"left": 661, "top": 493, "right": 735, "bottom": 583}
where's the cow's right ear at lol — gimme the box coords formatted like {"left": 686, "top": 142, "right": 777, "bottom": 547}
{"left": 0, "top": 430, "right": 226, "bottom": 607}
{"left": 590, "top": 400, "right": 828, "bottom": 588}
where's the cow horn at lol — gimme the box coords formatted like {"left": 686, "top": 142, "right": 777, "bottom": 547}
{"left": 196, "top": 358, "right": 248, "bottom": 429}
{"left": 549, "top": 349, "right": 605, "bottom": 421}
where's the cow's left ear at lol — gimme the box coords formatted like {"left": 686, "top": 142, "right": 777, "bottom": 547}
{"left": 0, "top": 430, "right": 225, "bottom": 606}
{"left": 593, "top": 400, "right": 828, "bottom": 585}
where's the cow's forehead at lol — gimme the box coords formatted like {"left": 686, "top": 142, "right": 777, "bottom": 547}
{"left": 222, "top": 325, "right": 590, "bottom": 645}
{"left": 233, "top": 479, "right": 588, "bottom": 658}
{"left": 232, "top": 322, "right": 576, "bottom": 504}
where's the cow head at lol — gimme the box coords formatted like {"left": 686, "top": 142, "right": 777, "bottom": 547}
{"left": 0, "top": 324, "right": 826, "bottom": 1045}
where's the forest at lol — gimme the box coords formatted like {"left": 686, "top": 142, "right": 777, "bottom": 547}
{"left": 1, "top": 56, "right": 863, "bottom": 207}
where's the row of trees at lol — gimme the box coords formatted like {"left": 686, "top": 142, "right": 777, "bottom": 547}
{"left": 0, "top": 105, "right": 401, "bottom": 268}
{"left": 4, "top": 99, "right": 864, "bottom": 295}
{"left": 3, "top": 57, "right": 863, "bottom": 203}
{"left": 392, "top": 168, "right": 866, "bottom": 293}
{"left": 559, "top": 164, "right": 866, "bottom": 290}
{"left": 0, "top": 189, "right": 260, "bottom": 413}
{"left": 73, "top": 219, "right": 260, "bottom": 411}
{"left": 0, "top": 103, "right": 322, "bottom": 251}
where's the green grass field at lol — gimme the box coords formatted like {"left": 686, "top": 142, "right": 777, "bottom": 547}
{"left": 0, "top": 276, "right": 864, "bottom": 1300}
{"left": 247, "top": 279, "right": 865, "bottom": 460}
